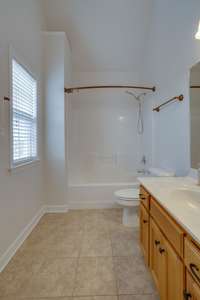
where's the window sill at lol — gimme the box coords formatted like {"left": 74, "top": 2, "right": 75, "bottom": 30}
{"left": 9, "top": 159, "right": 40, "bottom": 173}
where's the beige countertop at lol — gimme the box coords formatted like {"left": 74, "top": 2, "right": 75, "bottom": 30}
{"left": 138, "top": 176, "right": 200, "bottom": 244}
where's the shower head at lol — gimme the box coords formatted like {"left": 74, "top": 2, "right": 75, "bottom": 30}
{"left": 126, "top": 91, "right": 137, "bottom": 97}
{"left": 125, "top": 90, "right": 145, "bottom": 135}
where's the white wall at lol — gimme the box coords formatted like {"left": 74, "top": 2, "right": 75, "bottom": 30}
{"left": 142, "top": 0, "right": 200, "bottom": 175}
{"left": 44, "top": 32, "right": 71, "bottom": 207}
{"left": 43, "top": 0, "right": 153, "bottom": 72}
{"left": 0, "top": 0, "right": 45, "bottom": 261}
{"left": 68, "top": 71, "right": 146, "bottom": 185}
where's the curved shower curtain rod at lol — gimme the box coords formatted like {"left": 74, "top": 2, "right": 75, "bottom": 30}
{"left": 64, "top": 85, "right": 156, "bottom": 94}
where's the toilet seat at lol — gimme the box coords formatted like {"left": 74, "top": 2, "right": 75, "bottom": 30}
{"left": 114, "top": 188, "right": 139, "bottom": 201}
{"left": 114, "top": 188, "right": 139, "bottom": 207}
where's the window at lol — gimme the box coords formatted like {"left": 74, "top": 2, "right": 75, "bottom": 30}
{"left": 11, "top": 59, "right": 38, "bottom": 167}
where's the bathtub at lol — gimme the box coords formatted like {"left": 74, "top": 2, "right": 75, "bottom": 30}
{"left": 67, "top": 181, "right": 139, "bottom": 209}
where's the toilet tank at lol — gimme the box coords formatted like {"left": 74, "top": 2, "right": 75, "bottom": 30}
{"left": 148, "top": 167, "right": 175, "bottom": 177}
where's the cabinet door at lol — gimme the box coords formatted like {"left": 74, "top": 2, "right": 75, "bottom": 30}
{"left": 140, "top": 203, "right": 149, "bottom": 265}
{"left": 185, "top": 271, "right": 200, "bottom": 300}
{"left": 150, "top": 218, "right": 184, "bottom": 300}
{"left": 150, "top": 218, "right": 163, "bottom": 292}
{"left": 162, "top": 237, "right": 184, "bottom": 300}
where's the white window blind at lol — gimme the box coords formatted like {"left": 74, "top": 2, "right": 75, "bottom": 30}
{"left": 11, "top": 59, "right": 38, "bottom": 167}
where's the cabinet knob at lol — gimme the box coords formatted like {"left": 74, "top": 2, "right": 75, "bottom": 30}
{"left": 159, "top": 247, "right": 165, "bottom": 254}
{"left": 155, "top": 240, "right": 160, "bottom": 246}
{"left": 143, "top": 220, "right": 148, "bottom": 224}
{"left": 183, "top": 290, "right": 192, "bottom": 299}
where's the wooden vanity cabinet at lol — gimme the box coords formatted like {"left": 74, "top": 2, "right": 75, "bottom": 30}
{"left": 139, "top": 185, "right": 185, "bottom": 300}
{"left": 150, "top": 217, "right": 184, "bottom": 300}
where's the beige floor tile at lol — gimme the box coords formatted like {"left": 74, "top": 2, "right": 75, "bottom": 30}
{"left": 21, "top": 240, "right": 81, "bottom": 259}
{"left": 74, "top": 257, "right": 117, "bottom": 296}
{"left": 114, "top": 256, "right": 156, "bottom": 295}
{"left": 111, "top": 229, "right": 140, "bottom": 257}
{"left": 21, "top": 225, "right": 56, "bottom": 247}
{"left": 0, "top": 297, "right": 73, "bottom": 300}
{"left": 20, "top": 227, "right": 83, "bottom": 258}
{"left": 119, "top": 295, "right": 160, "bottom": 300}
{"left": 18, "top": 258, "right": 77, "bottom": 298}
{"left": 111, "top": 239, "right": 141, "bottom": 257}
{"left": 0, "top": 254, "right": 43, "bottom": 296}
{"left": 111, "top": 228, "right": 139, "bottom": 241}
{"left": 80, "top": 231, "right": 112, "bottom": 257}
{"left": 73, "top": 297, "right": 118, "bottom": 300}
{"left": 0, "top": 209, "right": 158, "bottom": 300}
{"left": 38, "top": 213, "right": 69, "bottom": 227}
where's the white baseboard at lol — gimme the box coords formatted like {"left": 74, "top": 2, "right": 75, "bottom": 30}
{"left": 0, "top": 204, "right": 69, "bottom": 273}
{"left": 68, "top": 201, "right": 118, "bottom": 210}
{"left": 45, "top": 205, "right": 69, "bottom": 213}
{"left": 0, "top": 206, "right": 45, "bottom": 272}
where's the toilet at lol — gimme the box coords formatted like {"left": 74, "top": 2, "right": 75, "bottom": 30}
{"left": 114, "top": 168, "right": 175, "bottom": 227}
{"left": 115, "top": 188, "right": 139, "bottom": 227}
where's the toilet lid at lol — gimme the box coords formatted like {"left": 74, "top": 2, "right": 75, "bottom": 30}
{"left": 114, "top": 188, "right": 139, "bottom": 201}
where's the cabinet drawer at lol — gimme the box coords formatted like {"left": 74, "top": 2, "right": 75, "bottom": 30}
{"left": 139, "top": 186, "right": 150, "bottom": 210}
{"left": 150, "top": 198, "right": 184, "bottom": 257}
{"left": 185, "top": 238, "right": 200, "bottom": 286}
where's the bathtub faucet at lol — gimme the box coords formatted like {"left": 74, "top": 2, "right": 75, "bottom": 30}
{"left": 137, "top": 169, "right": 149, "bottom": 175}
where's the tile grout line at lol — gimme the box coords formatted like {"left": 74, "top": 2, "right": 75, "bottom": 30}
{"left": 72, "top": 221, "right": 85, "bottom": 297}
{"left": 109, "top": 221, "right": 120, "bottom": 297}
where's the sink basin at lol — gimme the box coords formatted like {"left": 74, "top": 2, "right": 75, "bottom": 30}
{"left": 170, "top": 187, "right": 200, "bottom": 213}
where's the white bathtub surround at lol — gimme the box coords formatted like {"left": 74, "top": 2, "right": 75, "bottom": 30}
{"left": 68, "top": 182, "right": 139, "bottom": 209}
{"left": 138, "top": 176, "right": 200, "bottom": 244}
{"left": 68, "top": 72, "right": 144, "bottom": 187}
{"left": 67, "top": 71, "right": 146, "bottom": 209}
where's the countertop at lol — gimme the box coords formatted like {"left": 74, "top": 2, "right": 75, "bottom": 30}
{"left": 138, "top": 176, "right": 200, "bottom": 245}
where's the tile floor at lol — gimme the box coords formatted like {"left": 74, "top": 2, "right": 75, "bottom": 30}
{"left": 0, "top": 209, "right": 159, "bottom": 300}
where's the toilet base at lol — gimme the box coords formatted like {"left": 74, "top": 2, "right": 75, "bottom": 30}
{"left": 122, "top": 206, "right": 139, "bottom": 227}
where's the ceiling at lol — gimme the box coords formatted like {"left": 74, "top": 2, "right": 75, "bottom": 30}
{"left": 43, "top": 0, "right": 153, "bottom": 72}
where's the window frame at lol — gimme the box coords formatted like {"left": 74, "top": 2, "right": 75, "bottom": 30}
{"left": 9, "top": 47, "right": 39, "bottom": 170}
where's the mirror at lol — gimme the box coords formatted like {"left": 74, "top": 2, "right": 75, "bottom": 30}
{"left": 190, "top": 62, "right": 200, "bottom": 169}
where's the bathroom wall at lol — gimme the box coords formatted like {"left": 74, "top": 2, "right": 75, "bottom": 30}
{"left": 190, "top": 67, "right": 200, "bottom": 168}
{"left": 142, "top": 0, "right": 200, "bottom": 175}
{"left": 43, "top": 32, "right": 71, "bottom": 209}
{"left": 68, "top": 71, "right": 146, "bottom": 185}
{"left": 0, "top": 0, "right": 45, "bottom": 266}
